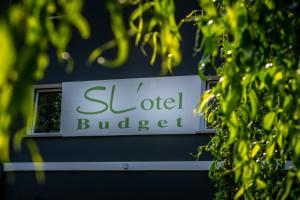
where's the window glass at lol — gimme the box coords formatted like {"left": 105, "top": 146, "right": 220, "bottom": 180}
{"left": 33, "top": 90, "right": 61, "bottom": 133}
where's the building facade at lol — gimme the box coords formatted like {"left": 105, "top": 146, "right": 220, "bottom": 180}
{"left": 1, "top": 1, "right": 216, "bottom": 199}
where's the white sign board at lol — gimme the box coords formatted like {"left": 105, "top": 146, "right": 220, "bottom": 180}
{"left": 61, "top": 75, "right": 202, "bottom": 136}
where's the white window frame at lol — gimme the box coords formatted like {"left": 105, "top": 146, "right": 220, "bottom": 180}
{"left": 27, "top": 83, "right": 62, "bottom": 137}
{"left": 197, "top": 76, "right": 218, "bottom": 133}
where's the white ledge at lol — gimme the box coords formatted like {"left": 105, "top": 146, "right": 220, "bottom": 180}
{"left": 3, "top": 161, "right": 212, "bottom": 171}
{"left": 3, "top": 161, "right": 293, "bottom": 172}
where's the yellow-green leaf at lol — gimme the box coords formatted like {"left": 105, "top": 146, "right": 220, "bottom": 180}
{"left": 266, "top": 142, "right": 275, "bottom": 159}
{"left": 256, "top": 178, "right": 267, "bottom": 189}
{"left": 251, "top": 144, "right": 260, "bottom": 158}
{"left": 263, "top": 112, "right": 276, "bottom": 130}
{"left": 67, "top": 14, "right": 90, "bottom": 39}
{"left": 234, "top": 187, "right": 244, "bottom": 200}
{"left": 249, "top": 90, "right": 258, "bottom": 119}
{"left": 150, "top": 32, "right": 158, "bottom": 64}
{"left": 0, "top": 21, "right": 16, "bottom": 85}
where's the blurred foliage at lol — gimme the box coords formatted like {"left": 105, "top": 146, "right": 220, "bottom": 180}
{"left": 0, "top": 0, "right": 90, "bottom": 182}
{"left": 88, "top": 0, "right": 183, "bottom": 74}
{"left": 195, "top": 0, "right": 300, "bottom": 199}
{"left": 1, "top": 0, "right": 300, "bottom": 198}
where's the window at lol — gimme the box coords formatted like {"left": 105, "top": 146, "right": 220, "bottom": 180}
{"left": 31, "top": 84, "right": 62, "bottom": 135}
{"left": 198, "top": 76, "right": 218, "bottom": 132}
{"left": 205, "top": 79, "right": 218, "bottom": 129}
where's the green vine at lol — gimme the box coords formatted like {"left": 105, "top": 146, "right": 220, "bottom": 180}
{"left": 196, "top": 0, "right": 300, "bottom": 199}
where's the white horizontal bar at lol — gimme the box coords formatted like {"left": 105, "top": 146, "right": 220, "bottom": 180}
{"left": 3, "top": 161, "right": 212, "bottom": 172}
{"left": 3, "top": 161, "right": 293, "bottom": 172}
{"left": 33, "top": 83, "right": 62, "bottom": 89}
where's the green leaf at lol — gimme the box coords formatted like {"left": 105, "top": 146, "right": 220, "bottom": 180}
{"left": 223, "top": 88, "right": 241, "bottom": 117}
{"left": 102, "top": 1, "right": 129, "bottom": 67}
{"left": 237, "top": 140, "right": 248, "bottom": 160}
{"left": 67, "top": 14, "right": 90, "bottom": 39}
{"left": 199, "top": 0, "right": 217, "bottom": 17}
{"left": 249, "top": 90, "right": 258, "bottom": 119}
{"left": 87, "top": 48, "right": 102, "bottom": 64}
{"left": 277, "top": 133, "right": 284, "bottom": 148}
{"left": 292, "top": 135, "right": 300, "bottom": 156}
{"left": 199, "top": 91, "right": 214, "bottom": 112}
{"left": 150, "top": 32, "right": 158, "bottom": 64}
{"left": 57, "top": 24, "right": 71, "bottom": 50}
{"left": 297, "top": 170, "right": 300, "bottom": 182}
{"left": 226, "top": 7, "right": 237, "bottom": 31}
{"left": 227, "top": 112, "right": 239, "bottom": 144}
{"left": 281, "top": 172, "right": 294, "bottom": 200}
{"left": 266, "top": 143, "right": 275, "bottom": 159}
{"left": 34, "top": 53, "right": 49, "bottom": 79}
{"left": 198, "top": 69, "right": 207, "bottom": 80}
{"left": 129, "top": 2, "right": 153, "bottom": 31}
{"left": 264, "top": 0, "right": 275, "bottom": 10}
{"left": 251, "top": 144, "right": 260, "bottom": 158}
{"left": 256, "top": 178, "right": 267, "bottom": 189}
{"left": 234, "top": 187, "right": 245, "bottom": 200}
{"left": 0, "top": 21, "right": 16, "bottom": 85}
{"left": 263, "top": 112, "right": 276, "bottom": 130}
{"left": 26, "top": 16, "right": 42, "bottom": 45}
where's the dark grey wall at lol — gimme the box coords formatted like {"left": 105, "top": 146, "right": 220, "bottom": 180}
{"left": 3, "top": 171, "right": 214, "bottom": 200}
{"left": 11, "top": 135, "right": 212, "bottom": 162}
